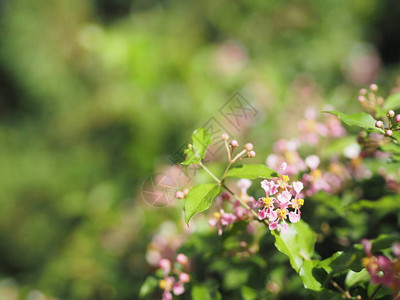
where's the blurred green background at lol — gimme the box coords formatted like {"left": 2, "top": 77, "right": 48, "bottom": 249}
{"left": 0, "top": 0, "right": 399, "bottom": 298}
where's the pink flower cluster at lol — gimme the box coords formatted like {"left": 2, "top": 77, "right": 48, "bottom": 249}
{"left": 158, "top": 254, "right": 190, "bottom": 300}
{"left": 362, "top": 239, "right": 400, "bottom": 299}
{"left": 209, "top": 181, "right": 256, "bottom": 235}
{"left": 257, "top": 162, "right": 305, "bottom": 233}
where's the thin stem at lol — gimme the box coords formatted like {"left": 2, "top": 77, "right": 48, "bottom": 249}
{"left": 232, "top": 149, "right": 247, "bottom": 163}
{"left": 198, "top": 161, "right": 220, "bottom": 184}
{"left": 221, "top": 160, "right": 233, "bottom": 182}
{"left": 224, "top": 141, "right": 231, "bottom": 161}
{"left": 222, "top": 183, "right": 258, "bottom": 218}
{"left": 368, "top": 284, "right": 382, "bottom": 300}
{"left": 330, "top": 280, "right": 351, "bottom": 299}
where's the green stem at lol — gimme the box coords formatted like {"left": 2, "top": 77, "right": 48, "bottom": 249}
{"left": 368, "top": 284, "right": 382, "bottom": 300}
{"left": 198, "top": 161, "right": 220, "bottom": 184}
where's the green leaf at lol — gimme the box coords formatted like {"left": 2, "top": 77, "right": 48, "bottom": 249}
{"left": 225, "top": 164, "right": 279, "bottom": 179}
{"left": 272, "top": 221, "right": 316, "bottom": 272}
{"left": 182, "top": 128, "right": 212, "bottom": 165}
{"left": 383, "top": 92, "right": 400, "bottom": 110}
{"left": 324, "top": 111, "right": 384, "bottom": 133}
{"left": 345, "top": 269, "right": 369, "bottom": 288}
{"left": 139, "top": 276, "right": 158, "bottom": 298}
{"left": 192, "top": 284, "right": 222, "bottom": 300}
{"left": 241, "top": 286, "right": 258, "bottom": 300}
{"left": 184, "top": 183, "right": 220, "bottom": 224}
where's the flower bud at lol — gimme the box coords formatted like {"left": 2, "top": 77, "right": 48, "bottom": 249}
{"left": 230, "top": 140, "right": 239, "bottom": 148}
{"left": 221, "top": 133, "right": 229, "bottom": 141}
{"left": 179, "top": 272, "right": 190, "bottom": 283}
{"left": 375, "top": 121, "right": 383, "bottom": 128}
{"left": 386, "top": 129, "right": 393, "bottom": 136}
{"left": 370, "top": 83, "right": 378, "bottom": 92}
{"left": 176, "top": 253, "right": 188, "bottom": 265}
{"left": 182, "top": 188, "right": 190, "bottom": 196}
{"left": 396, "top": 115, "right": 400, "bottom": 123}
{"left": 159, "top": 259, "right": 171, "bottom": 271}
{"left": 244, "top": 143, "right": 253, "bottom": 151}
{"left": 248, "top": 150, "right": 256, "bottom": 157}
{"left": 357, "top": 96, "right": 366, "bottom": 102}
{"left": 359, "top": 88, "right": 367, "bottom": 95}
{"left": 175, "top": 191, "right": 185, "bottom": 199}
{"left": 388, "top": 110, "right": 395, "bottom": 118}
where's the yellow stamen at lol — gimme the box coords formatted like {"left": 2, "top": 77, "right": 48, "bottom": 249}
{"left": 282, "top": 175, "right": 290, "bottom": 182}
{"left": 263, "top": 197, "right": 273, "bottom": 206}
{"left": 297, "top": 199, "right": 304, "bottom": 206}
{"left": 213, "top": 212, "right": 221, "bottom": 219}
{"left": 277, "top": 209, "right": 287, "bottom": 220}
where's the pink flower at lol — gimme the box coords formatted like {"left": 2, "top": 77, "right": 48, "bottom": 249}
{"left": 179, "top": 272, "right": 190, "bottom": 283}
{"left": 293, "top": 181, "right": 303, "bottom": 194}
{"left": 176, "top": 253, "right": 188, "bottom": 265}
{"left": 159, "top": 259, "right": 171, "bottom": 275}
{"left": 209, "top": 209, "right": 237, "bottom": 235}
{"left": 277, "top": 191, "right": 292, "bottom": 204}
{"left": 162, "top": 291, "right": 172, "bottom": 300}
{"left": 172, "top": 282, "right": 185, "bottom": 295}
{"left": 289, "top": 211, "right": 301, "bottom": 223}
{"left": 305, "top": 155, "right": 320, "bottom": 170}
{"left": 261, "top": 180, "right": 278, "bottom": 196}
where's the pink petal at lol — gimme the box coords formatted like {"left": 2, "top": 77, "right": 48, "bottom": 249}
{"left": 293, "top": 181, "right": 304, "bottom": 194}
{"left": 172, "top": 283, "right": 185, "bottom": 296}
{"left": 269, "top": 221, "right": 278, "bottom": 231}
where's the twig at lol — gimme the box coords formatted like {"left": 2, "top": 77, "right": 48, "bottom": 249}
{"left": 198, "top": 161, "right": 220, "bottom": 184}
{"left": 330, "top": 280, "right": 351, "bottom": 299}
{"left": 368, "top": 284, "right": 382, "bottom": 300}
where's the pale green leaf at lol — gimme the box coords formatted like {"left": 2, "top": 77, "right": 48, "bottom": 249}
{"left": 225, "top": 164, "right": 278, "bottom": 179}
{"left": 184, "top": 183, "right": 220, "bottom": 224}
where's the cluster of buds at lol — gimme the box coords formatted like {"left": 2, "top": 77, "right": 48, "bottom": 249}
{"left": 257, "top": 162, "right": 305, "bottom": 233}
{"left": 362, "top": 239, "right": 400, "bottom": 299}
{"left": 175, "top": 188, "right": 189, "bottom": 200}
{"left": 158, "top": 254, "right": 190, "bottom": 300}
{"left": 375, "top": 109, "right": 400, "bottom": 137}
{"left": 221, "top": 133, "right": 256, "bottom": 160}
{"left": 358, "top": 84, "right": 384, "bottom": 117}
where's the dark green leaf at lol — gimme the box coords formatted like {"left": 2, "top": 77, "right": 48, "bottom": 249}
{"left": 184, "top": 183, "right": 220, "bottom": 224}
{"left": 225, "top": 164, "right": 278, "bottom": 179}
{"left": 324, "top": 111, "right": 384, "bottom": 133}
{"left": 182, "top": 127, "right": 213, "bottom": 165}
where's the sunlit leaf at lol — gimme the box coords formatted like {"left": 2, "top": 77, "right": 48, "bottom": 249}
{"left": 182, "top": 127, "right": 213, "bottom": 165}
{"left": 184, "top": 183, "right": 220, "bottom": 224}
{"left": 225, "top": 164, "right": 278, "bottom": 179}
{"left": 324, "top": 111, "right": 384, "bottom": 133}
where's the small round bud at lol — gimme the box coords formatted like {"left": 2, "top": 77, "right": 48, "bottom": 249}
{"left": 396, "top": 115, "right": 400, "bottom": 123}
{"left": 244, "top": 143, "right": 253, "bottom": 151}
{"left": 159, "top": 259, "right": 171, "bottom": 271}
{"left": 370, "top": 84, "right": 378, "bottom": 92}
{"left": 230, "top": 140, "right": 239, "bottom": 148}
{"left": 188, "top": 144, "right": 193, "bottom": 149}
{"left": 176, "top": 253, "right": 188, "bottom": 265}
{"left": 386, "top": 129, "right": 393, "bottom": 136}
{"left": 175, "top": 191, "right": 185, "bottom": 199}
{"left": 248, "top": 150, "right": 256, "bottom": 157}
{"left": 375, "top": 121, "right": 383, "bottom": 128}
{"left": 221, "top": 133, "right": 229, "bottom": 141}
{"left": 388, "top": 110, "right": 395, "bottom": 118}
{"left": 179, "top": 272, "right": 190, "bottom": 283}
{"left": 182, "top": 188, "right": 190, "bottom": 196}
{"left": 358, "top": 96, "right": 366, "bottom": 102}
{"left": 359, "top": 88, "right": 367, "bottom": 95}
